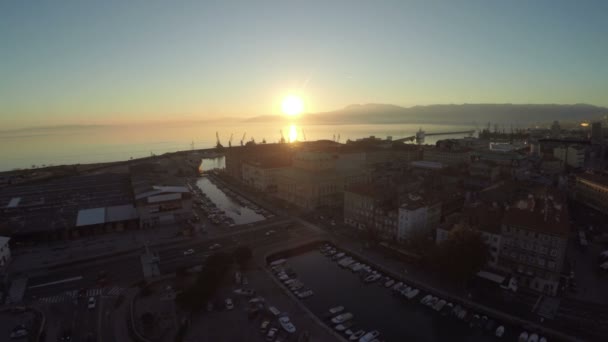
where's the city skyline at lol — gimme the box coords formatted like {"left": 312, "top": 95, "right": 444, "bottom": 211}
{"left": 2, "top": 0, "right": 608, "bottom": 129}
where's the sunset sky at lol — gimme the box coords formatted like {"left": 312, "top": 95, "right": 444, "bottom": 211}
{"left": 1, "top": 0, "right": 607, "bottom": 129}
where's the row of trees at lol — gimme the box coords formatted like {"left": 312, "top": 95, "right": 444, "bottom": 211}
{"left": 176, "top": 246, "right": 252, "bottom": 312}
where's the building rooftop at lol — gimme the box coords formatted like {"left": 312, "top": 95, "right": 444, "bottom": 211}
{"left": 462, "top": 203, "right": 503, "bottom": 234}
{"left": 399, "top": 192, "right": 440, "bottom": 210}
{"left": 346, "top": 183, "right": 395, "bottom": 201}
{"left": 502, "top": 190, "right": 569, "bottom": 237}
{"left": 0, "top": 236, "right": 10, "bottom": 246}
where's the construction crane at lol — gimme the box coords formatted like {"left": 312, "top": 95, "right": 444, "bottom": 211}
{"left": 337, "top": 134, "right": 341, "bottom": 143}
{"left": 280, "top": 130, "right": 286, "bottom": 144}
{"left": 301, "top": 128, "right": 307, "bottom": 142}
{"left": 228, "top": 133, "right": 233, "bottom": 148}
{"left": 215, "top": 131, "right": 223, "bottom": 149}
{"left": 240, "top": 132, "right": 246, "bottom": 146}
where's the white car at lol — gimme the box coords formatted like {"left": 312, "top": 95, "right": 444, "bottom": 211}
{"left": 87, "top": 297, "right": 96, "bottom": 309}
{"left": 209, "top": 243, "right": 222, "bottom": 250}
{"left": 225, "top": 298, "right": 234, "bottom": 310}
{"left": 265, "top": 230, "right": 276, "bottom": 236}
{"left": 183, "top": 249, "right": 195, "bottom": 256}
{"left": 266, "top": 327, "right": 278, "bottom": 341}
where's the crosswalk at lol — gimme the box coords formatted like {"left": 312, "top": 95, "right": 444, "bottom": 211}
{"left": 37, "top": 286, "right": 125, "bottom": 304}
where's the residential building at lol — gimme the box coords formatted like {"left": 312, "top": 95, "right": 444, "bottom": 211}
{"left": 572, "top": 173, "right": 608, "bottom": 215}
{"left": 423, "top": 147, "right": 471, "bottom": 166}
{"left": 499, "top": 191, "right": 569, "bottom": 295}
{"left": 465, "top": 161, "right": 500, "bottom": 189}
{"left": 397, "top": 193, "right": 441, "bottom": 241}
{"left": 242, "top": 159, "right": 290, "bottom": 193}
{"left": 0, "top": 236, "right": 10, "bottom": 269}
{"left": 553, "top": 145, "right": 586, "bottom": 169}
{"left": 344, "top": 184, "right": 398, "bottom": 240}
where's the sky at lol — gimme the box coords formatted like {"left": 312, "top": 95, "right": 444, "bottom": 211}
{"left": 1, "top": 0, "right": 607, "bottom": 129}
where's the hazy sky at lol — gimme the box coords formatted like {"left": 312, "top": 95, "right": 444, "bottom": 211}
{"left": 1, "top": 0, "right": 607, "bottom": 129}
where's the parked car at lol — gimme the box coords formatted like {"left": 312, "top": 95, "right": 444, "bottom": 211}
{"left": 209, "top": 243, "right": 222, "bottom": 250}
{"left": 88, "top": 297, "right": 96, "bottom": 309}
{"left": 183, "top": 248, "right": 195, "bottom": 256}
{"left": 260, "top": 320, "right": 271, "bottom": 333}
{"left": 266, "top": 327, "right": 278, "bottom": 341}
{"left": 265, "top": 230, "right": 276, "bottom": 236}
{"left": 9, "top": 325, "right": 28, "bottom": 339}
{"left": 225, "top": 298, "right": 234, "bottom": 310}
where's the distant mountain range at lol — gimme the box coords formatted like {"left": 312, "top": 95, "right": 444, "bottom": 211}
{"left": 245, "top": 103, "right": 608, "bottom": 127}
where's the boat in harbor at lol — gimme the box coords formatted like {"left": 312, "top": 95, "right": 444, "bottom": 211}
{"left": 328, "top": 306, "right": 345, "bottom": 315}
{"left": 334, "top": 321, "right": 354, "bottom": 332}
{"left": 297, "top": 290, "right": 314, "bottom": 299}
{"left": 332, "top": 252, "right": 345, "bottom": 260}
{"left": 349, "top": 330, "right": 366, "bottom": 341}
{"left": 359, "top": 330, "right": 380, "bottom": 342}
{"left": 384, "top": 279, "right": 395, "bottom": 288}
{"left": 363, "top": 273, "right": 381, "bottom": 283}
{"left": 339, "top": 258, "right": 355, "bottom": 268}
{"left": 331, "top": 312, "right": 354, "bottom": 324}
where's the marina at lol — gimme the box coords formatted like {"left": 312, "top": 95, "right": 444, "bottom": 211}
{"left": 269, "top": 244, "right": 553, "bottom": 342}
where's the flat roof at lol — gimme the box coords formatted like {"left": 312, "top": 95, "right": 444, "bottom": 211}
{"left": 76, "top": 208, "right": 106, "bottom": 227}
{"left": 105, "top": 204, "right": 138, "bottom": 223}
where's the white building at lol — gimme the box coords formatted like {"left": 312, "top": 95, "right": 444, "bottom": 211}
{"left": 397, "top": 193, "right": 441, "bottom": 241}
{"left": 0, "top": 236, "right": 11, "bottom": 269}
{"left": 134, "top": 185, "right": 192, "bottom": 228}
{"left": 553, "top": 145, "right": 585, "bottom": 169}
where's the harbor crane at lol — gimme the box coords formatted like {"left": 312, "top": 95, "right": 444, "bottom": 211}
{"left": 280, "top": 130, "right": 286, "bottom": 144}
{"left": 215, "top": 131, "right": 223, "bottom": 149}
{"left": 240, "top": 132, "right": 246, "bottom": 146}
{"left": 228, "top": 133, "right": 233, "bottom": 148}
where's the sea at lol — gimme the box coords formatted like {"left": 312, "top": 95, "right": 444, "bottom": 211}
{"left": 0, "top": 122, "right": 474, "bottom": 171}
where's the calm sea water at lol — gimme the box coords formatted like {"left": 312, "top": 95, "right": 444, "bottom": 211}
{"left": 0, "top": 122, "right": 473, "bottom": 171}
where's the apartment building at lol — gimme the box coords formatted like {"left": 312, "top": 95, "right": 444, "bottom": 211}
{"left": 499, "top": 192, "right": 569, "bottom": 295}
{"left": 553, "top": 145, "right": 586, "bottom": 169}
{"left": 398, "top": 193, "right": 442, "bottom": 241}
{"left": 344, "top": 184, "right": 398, "bottom": 240}
{"left": 572, "top": 172, "right": 608, "bottom": 215}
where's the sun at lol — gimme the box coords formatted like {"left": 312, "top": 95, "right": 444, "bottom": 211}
{"left": 281, "top": 95, "right": 304, "bottom": 116}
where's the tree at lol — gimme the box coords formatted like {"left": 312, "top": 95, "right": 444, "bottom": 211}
{"left": 176, "top": 252, "right": 232, "bottom": 312}
{"left": 431, "top": 226, "right": 489, "bottom": 286}
{"left": 233, "top": 246, "right": 253, "bottom": 268}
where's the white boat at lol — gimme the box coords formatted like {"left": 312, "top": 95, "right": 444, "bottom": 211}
{"left": 278, "top": 316, "right": 296, "bottom": 334}
{"left": 384, "top": 279, "right": 395, "bottom": 288}
{"left": 426, "top": 297, "right": 438, "bottom": 307}
{"left": 406, "top": 288, "right": 419, "bottom": 299}
{"left": 528, "top": 334, "right": 539, "bottom": 342}
{"left": 420, "top": 294, "right": 432, "bottom": 304}
{"left": 331, "top": 312, "right": 354, "bottom": 324}
{"left": 518, "top": 331, "right": 529, "bottom": 342}
{"left": 364, "top": 274, "right": 381, "bottom": 283}
{"left": 339, "top": 257, "right": 355, "bottom": 267}
{"left": 495, "top": 325, "right": 505, "bottom": 337}
{"left": 351, "top": 263, "right": 364, "bottom": 273}
{"left": 349, "top": 330, "right": 366, "bottom": 340}
{"left": 334, "top": 321, "right": 353, "bottom": 331}
{"left": 392, "top": 282, "right": 403, "bottom": 291}
{"left": 359, "top": 330, "right": 380, "bottom": 342}
{"left": 332, "top": 252, "right": 345, "bottom": 260}
{"left": 297, "top": 290, "right": 314, "bottom": 298}
{"left": 328, "top": 306, "right": 345, "bottom": 315}
{"left": 290, "top": 284, "right": 303, "bottom": 291}
{"left": 433, "top": 299, "right": 447, "bottom": 311}
{"left": 539, "top": 337, "right": 547, "bottom": 342}
{"left": 348, "top": 262, "right": 361, "bottom": 270}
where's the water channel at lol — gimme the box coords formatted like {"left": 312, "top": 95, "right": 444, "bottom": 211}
{"left": 195, "top": 176, "right": 266, "bottom": 225}
{"left": 285, "top": 250, "right": 506, "bottom": 342}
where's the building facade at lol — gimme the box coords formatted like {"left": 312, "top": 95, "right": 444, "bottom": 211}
{"left": 553, "top": 145, "right": 586, "bottom": 169}
{"left": 397, "top": 193, "right": 441, "bottom": 241}
{"left": 344, "top": 184, "right": 398, "bottom": 240}
{"left": 498, "top": 194, "right": 569, "bottom": 295}
{"left": 134, "top": 186, "right": 192, "bottom": 228}
{"left": 572, "top": 173, "right": 608, "bottom": 215}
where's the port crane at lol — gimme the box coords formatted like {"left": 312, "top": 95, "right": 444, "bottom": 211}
{"left": 280, "top": 130, "right": 286, "bottom": 144}
{"left": 215, "top": 131, "right": 223, "bottom": 149}
{"left": 240, "top": 132, "right": 246, "bottom": 146}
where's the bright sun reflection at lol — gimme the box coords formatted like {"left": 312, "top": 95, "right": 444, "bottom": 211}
{"left": 281, "top": 95, "right": 304, "bottom": 116}
{"left": 289, "top": 125, "right": 298, "bottom": 142}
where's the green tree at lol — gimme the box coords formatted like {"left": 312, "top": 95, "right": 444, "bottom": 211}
{"left": 431, "top": 226, "right": 489, "bottom": 286}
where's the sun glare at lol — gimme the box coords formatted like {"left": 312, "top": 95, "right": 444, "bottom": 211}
{"left": 281, "top": 95, "right": 304, "bottom": 116}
